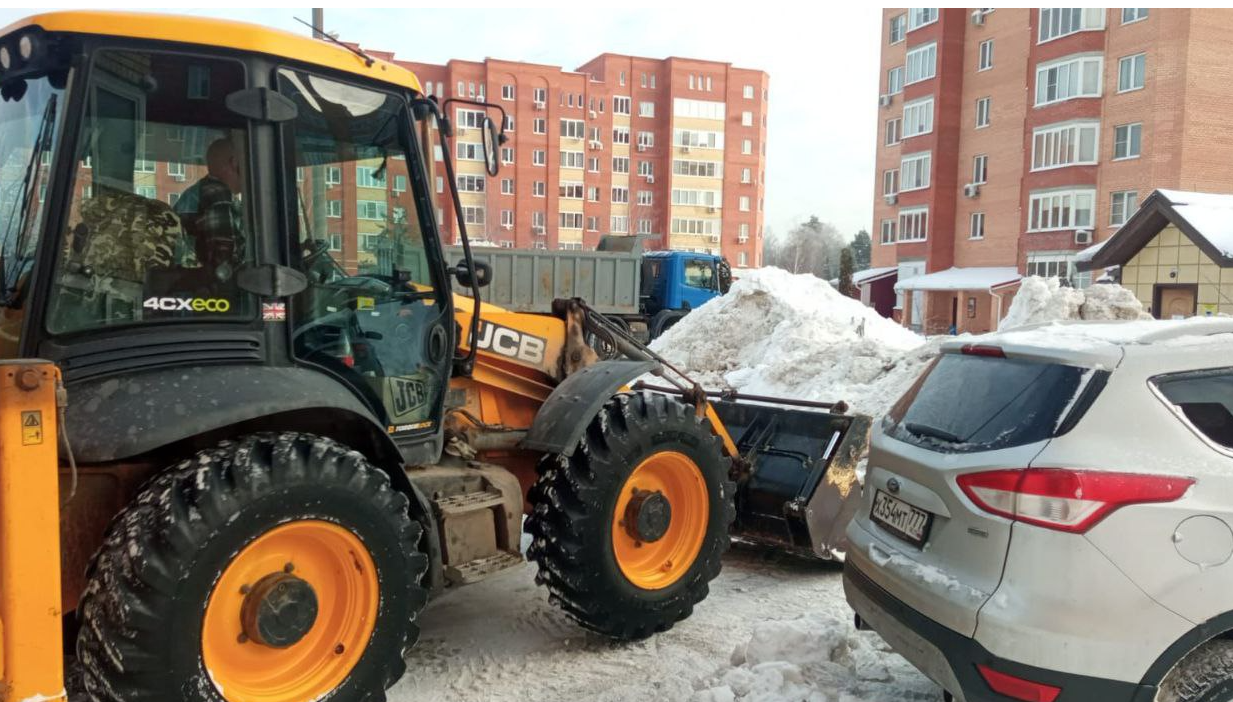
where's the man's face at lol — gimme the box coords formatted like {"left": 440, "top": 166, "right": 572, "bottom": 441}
{"left": 219, "top": 152, "right": 242, "bottom": 192}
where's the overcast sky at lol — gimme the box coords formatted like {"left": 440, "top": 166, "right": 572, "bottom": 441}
{"left": 0, "top": 6, "right": 882, "bottom": 240}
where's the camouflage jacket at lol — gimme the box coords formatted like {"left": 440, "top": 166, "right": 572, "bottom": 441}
{"left": 68, "top": 187, "right": 181, "bottom": 284}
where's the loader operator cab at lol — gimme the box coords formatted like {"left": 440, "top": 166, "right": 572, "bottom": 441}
{"left": 0, "top": 26, "right": 501, "bottom": 455}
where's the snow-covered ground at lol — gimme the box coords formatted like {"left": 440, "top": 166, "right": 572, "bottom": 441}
{"left": 390, "top": 546, "right": 938, "bottom": 702}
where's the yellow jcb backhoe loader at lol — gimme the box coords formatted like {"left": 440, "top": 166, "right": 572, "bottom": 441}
{"left": 0, "top": 11, "right": 868, "bottom": 701}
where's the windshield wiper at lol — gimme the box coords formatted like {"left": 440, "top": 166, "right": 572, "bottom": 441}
{"left": 904, "top": 421, "right": 964, "bottom": 444}
{"left": 2, "top": 92, "right": 57, "bottom": 306}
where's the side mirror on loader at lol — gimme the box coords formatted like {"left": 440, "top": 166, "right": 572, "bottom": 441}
{"left": 452, "top": 259, "right": 492, "bottom": 289}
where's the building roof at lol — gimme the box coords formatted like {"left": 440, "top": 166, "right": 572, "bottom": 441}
{"left": 2, "top": 11, "right": 423, "bottom": 93}
{"left": 893, "top": 267, "right": 1020, "bottom": 293}
{"left": 1080, "top": 189, "right": 1233, "bottom": 271}
{"left": 853, "top": 266, "right": 897, "bottom": 285}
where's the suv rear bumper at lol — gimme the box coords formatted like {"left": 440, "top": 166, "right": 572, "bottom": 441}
{"left": 843, "top": 561, "right": 1157, "bottom": 702}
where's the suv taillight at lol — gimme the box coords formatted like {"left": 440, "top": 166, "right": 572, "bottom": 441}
{"left": 957, "top": 469, "right": 1194, "bottom": 533}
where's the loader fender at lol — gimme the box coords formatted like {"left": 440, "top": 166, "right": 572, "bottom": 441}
{"left": 520, "top": 359, "right": 659, "bottom": 456}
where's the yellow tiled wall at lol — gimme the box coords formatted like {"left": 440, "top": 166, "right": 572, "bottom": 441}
{"left": 1120, "top": 225, "right": 1232, "bottom": 316}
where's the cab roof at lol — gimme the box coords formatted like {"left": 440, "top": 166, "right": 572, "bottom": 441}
{"left": 1, "top": 11, "right": 422, "bottom": 94}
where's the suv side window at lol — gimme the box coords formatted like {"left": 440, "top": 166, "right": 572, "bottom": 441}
{"left": 1154, "top": 368, "right": 1233, "bottom": 450}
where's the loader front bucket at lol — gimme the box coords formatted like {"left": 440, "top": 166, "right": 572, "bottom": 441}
{"left": 711, "top": 400, "right": 871, "bottom": 559}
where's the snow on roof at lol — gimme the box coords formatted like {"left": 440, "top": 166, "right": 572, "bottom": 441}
{"left": 945, "top": 317, "right": 1233, "bottom": 367}
{"left": 1074, "top": 239, "right": 1107, "bottom": 263}
{"left": 853, "top": 266, "right": 897, "bottom": 285}
{"left": 1157, "top": 189, "right": 1233, "bottom": 258}
{"left": 893, "top": 266, "right": 1020, "bottom": 293}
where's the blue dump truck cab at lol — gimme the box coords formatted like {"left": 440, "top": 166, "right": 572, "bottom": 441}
{"left": 640, "top": 251, "right": 730, "bottom": 338}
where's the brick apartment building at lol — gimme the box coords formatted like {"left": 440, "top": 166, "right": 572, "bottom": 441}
{"left": 368, "top": 51, "right": 771, "bottom": 267}
{"left": 870, "top": 8, "right": 1233, "bottom": 333}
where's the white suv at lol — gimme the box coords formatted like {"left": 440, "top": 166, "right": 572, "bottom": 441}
{"left": 844, "top": 318, "right": 1233, "bottom": 702}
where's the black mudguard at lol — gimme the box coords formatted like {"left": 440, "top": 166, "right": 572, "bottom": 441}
{"left": 520, "top": 359, "right": 659, "bottom": 456}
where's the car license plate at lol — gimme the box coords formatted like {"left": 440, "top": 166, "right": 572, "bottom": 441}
{"left": 871, "top": 489, "right": 933, "bottom": 548}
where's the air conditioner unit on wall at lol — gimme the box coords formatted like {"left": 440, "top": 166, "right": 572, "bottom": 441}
{"left": 884, "top": 193, "right": 898, "bottom": 205}
{"left": 589, "top": 110, "right": 598, "bottom": 119}
{"left": 963, "top": 183, "right": 980, "bottom": 198}
{"left": 1074, "top": 229, "right": 1093, "bottom": 245}
{"left": 534, "top": 101, "right": 545, "bottom": 110}
{"left": 971, "top": 9, "right": 986, "bottom": 25}
{"left": 878, "top": 94, "right": 892, "bottom": 108}
{"left": 681, "top": 145, "right": 691, "bottom": 154}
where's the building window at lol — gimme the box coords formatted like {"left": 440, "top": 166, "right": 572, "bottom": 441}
{"left": 741, "top": 167, "right": 752, "bottom": 183}
{"left": 741, "top": 111, "right": 753, "bottom": 127}
{"left": 613, "top": 157, "right": 630, "bottom": 173}
{"left": 587, "top": 186, "right": 600, "bottom": 201}
{"left": 885, "top": 118, "right": 902, "bottom": 146}
{"left": 637, "top": 161, "right": 654, "bottom": 177}
{"left": 502, "top": 84, "right": 515, "bottom": 100}
{"left": 1028, "top": 188, "right": 1095, "bottom": 231}
{"left": 532, "top": 149, "right": 546, "bottom": 166}
{"left": 504, "top": 116, "right": 514, "bottom": 131}
{"left": 588, "top": 157, "right": 600, "bottom": 173}
{"left": 1118, "top": 53, "right": 1146, "bottom": 92}
{"left": 560, "top": 119, "right": 585, "bottom": 139}
{"left": 637, "top": 190, "right": 653, "bottom": 206}
{"left": 532, "top": 211, "right": 546, "bottom": 228}
{"left": 637, "top": 131, "right": 654, "bottom": 148}
{"left": 456, "top": 174, "right": 485, "bottom": 193}
{"left": 741, "top": 139, "right": 752, "bottom": 155}
{"left": 883, "top": 168, "right": 899, "bottom": 196}
{"left": 1113, "top": 123, "right": 1142, "bottom": 159}
{"left": 501, "top": 178, "right": 514, "bottom": 195}
{"left": 970, "top": 212, "right": 985, "bottom": 240}
{"left": 586, "top": 216, "right": 599, "bottom": 232}
{"left": 533, "top": 118, "right": 546, "bottom": 134}
{"left": 457, "top": 142, "right": 485, "bottom": 161}
{"left": 435, "top": 176, "right": 443, "bottom": 194}
{"left": 900, "top": 152, "right": 931, "bottom": 191}
{"left": 1035, "top": 55, "right": 1103, "bottom": 106}
{"left": 889, "top": 13, "right": 907, "bottom": 43}
{"left": 978, "top": 39, "right": 994, "bottom": 71}
{"left": 533, "top": 87, "right": 547, "bottom": 104}
{"left": 501, "top": 209, "right": 514, "bottom": 227}
{"left": 167, "top": 161, "right": 185, "bottom": 178}
{"left": 887, "top": 66, "right": 904, "bottom": 95}
{"left": 975, "top": 97, "right": 991, "bottom": 128}
{"left": 357, "top": 165, "right": 386, "bottom": 188}
{"left": 561, "top": 150, "right": 585, "bottom": 169}
{"left": 462, "top": 205, "right": 485, "bottom": 226}
{"left": 905, "top": 42, "right": 937, "bottom": 85}
{"left": 326, "top": 200, "right": 342, "bottom": 218}
{"left": 972, "top": 154, "right": 988, "bottom": 184}
{"left": 357, "top": 200, "right": 388, "bottom": 220}
{"left": 1038, "top": 8, "right": 1105, "bottom": 43}
{"left": 613, "top": 126, "right": 631, "bottom": 145}
{"left": 738, "top": 223, "right": 750, "bottom": 242}
{"left": 880, "top": 218, "right": 897, "bottom": 245}
{"left": 456, "top": 108, "right": 486, "bottom": 129}
{"left": 739, "top": 196, "right": 751, "bottom": 212}
{"left": 613, "top": 96, "right": 631, "bottom": 114}
{"left": 902, "top": 97, "right": 933, "bottom": 138}
{"left": 611, "top": 215, "right": 629, "bottom": 233}
{"left": 898, "top": 207, "right": 928, "bottom": 242}
{"left": 908, "top": 8, "right": 938, "bottom": 31}
{"left": 1110, "top": 190, "right": 1139, "bottom": 226}
{"left": 1122, "top": 8, "right": 1148, "bottom": 24}
{"left": 394, "top": 175, "right": 407, "bottom": 192}
{"left": 744, "top": 84, "right": 755, "bottom": 99}
{"left": 1027, "top": 252, "right": 1089, "bottom": 288}
{"left": 501, "top": 147, "right": 514, "bottom": 164}
{"left": 560, "top": 181, "right": 584, "bottom": 199}
{"left": 674, "top": 160, "right": 722, "bottom": 178}
{"left": 1032, "top": 121, "right": 1099, "bottom": 170}
{"left": 533, "top": 181, "right": 546, "bottom": 197}
{"left": 325, "top": 166, "right": 342, "bottom": 185}
{"left": 639, "top": 102, "right": 656, "bottom": 118}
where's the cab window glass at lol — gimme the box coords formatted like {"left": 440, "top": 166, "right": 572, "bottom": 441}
{"left": 47, "top": 51, "right": 254, "bottom": 334}
{"left": 683, "top": 258, "right": 715, "bottom": 289}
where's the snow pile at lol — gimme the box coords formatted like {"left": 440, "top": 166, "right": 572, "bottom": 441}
{"left": 691, "top": 614, "right": 936, "bottom": 702}
{"left": 650, "top": 268, "right": 930, "bottom": 418}
{"left": 999, "top": 276, "right": 1150, "bottom": 330}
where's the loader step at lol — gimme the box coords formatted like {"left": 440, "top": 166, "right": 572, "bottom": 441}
{"left": 434, "top": 489, "right": 506, "bottom": 517}
{"left": 444, "top": 551, "right": 523, "bottom": 585}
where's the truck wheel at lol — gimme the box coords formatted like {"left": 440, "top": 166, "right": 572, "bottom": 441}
{"left": 526, "top": 392, "right": 735, "bottom": 640}
{"left": 1157, "top": 640, "right": 1233, "bottom": 702}
{"left": 77, "top": 432, "right": 428, "bottom": 702}
{"left": 649, "top": 310, "right": 685, "bottom": 339}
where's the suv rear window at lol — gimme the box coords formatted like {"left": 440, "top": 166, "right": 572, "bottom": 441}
{"left": 1154, "top": 368, "right": 1233, "bottom": 450}
{"left": 884, "top": 353, "right": 1094, "bottom": 454}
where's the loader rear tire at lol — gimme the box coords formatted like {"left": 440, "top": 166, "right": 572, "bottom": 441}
{"left": 77, "top": 432, "right": 428, "bottom": 702}
{"left": 526, "top": 392, "right": 735, "bottom": 640}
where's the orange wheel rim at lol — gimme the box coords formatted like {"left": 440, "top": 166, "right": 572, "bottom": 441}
{"left": 201, "top": 520, "right": 378, "bottom": 702}
{"left": 611, "top": 451, "right": 709, "bottom": 590}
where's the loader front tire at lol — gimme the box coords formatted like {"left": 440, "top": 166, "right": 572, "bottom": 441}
{"left": 527, "top": 392, "right": 735, "bottom": 640}
{"left": 77, "top": 432, "right": 428, "bottom": 702}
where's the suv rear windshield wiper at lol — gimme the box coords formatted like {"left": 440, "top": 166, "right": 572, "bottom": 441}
{"left": 904, "top": 421, "right": 964, "bottom": 444}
